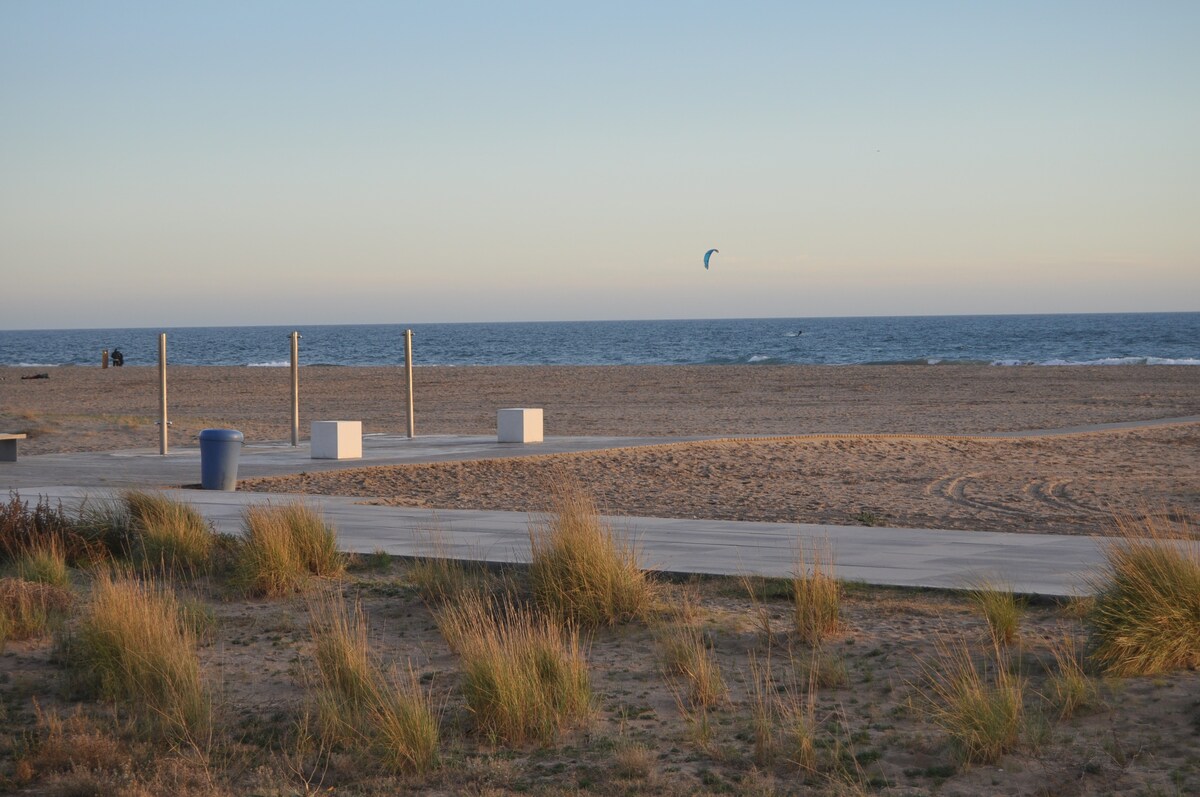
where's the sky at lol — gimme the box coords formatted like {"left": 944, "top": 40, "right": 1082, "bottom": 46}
{"left": 2, "top": 1, "right": 1198, "bottom": 330}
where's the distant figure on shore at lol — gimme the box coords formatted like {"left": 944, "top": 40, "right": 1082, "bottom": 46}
{"left": 111, "top": 349, "right": 124, "bottom": 367}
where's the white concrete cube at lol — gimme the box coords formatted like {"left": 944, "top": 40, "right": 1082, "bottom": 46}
{"left": 311, "top": 420, "right": 363, "bottom": 459}
{"left": 497, "top": 408, "right": 543, "bottom": 443}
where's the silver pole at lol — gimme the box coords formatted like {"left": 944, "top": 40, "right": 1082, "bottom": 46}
{"left": 290, "top": 331, "right": 300, "bottom": 446}
{"left": 158, "top": 333, "right": 168, "bottom": 455}
{"left": 405, "top": 329, "right": 414, "bottom": 438}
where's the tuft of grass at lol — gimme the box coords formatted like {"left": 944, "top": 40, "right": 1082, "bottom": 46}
{"left": 793, "top": 539, "right": 841, "bottom": 645}
{"left": 122, "top": 491, "right": 215, "bottom": 574}
{"left": 967, "top": 579, "right": 1023, "bottom": 647}
{"left": 235, "top": 503, "right": 343, "bottom": 597}
{"left": 276, "top": 502, "right": 344, "bottom": 577}
{"left": 435, "top": 591, "right": 590, "bottom": 745}
{"left": 529, "top": 479, "right": 654, "bottom": 627}
{"left": 305, "top": 589, "right": 439, "bottom": 774}
{"left": 917, "top": 638, "right": 1024, "bottom": 765}
{"left": 1045, "top": 634, "right": 1099, "bottom": 719}
{"left": 0, "top": 578, "right": 73, "bottom": 647}
{"left": 63, "top": 570, "right": 209, "bottom": 740}
{"left": 612, "top": 741, "right": 653, "bottom": 780}
{"left": 13, "top": 539, "right": 71, "bottom": 588}
{"left": 748, "top": 651, "right": 820, "bottom": 772}
{"left": 1086, "top": 514, "right": 1200, "bottom": 676}
{"left": 657, "top": 609, "right": 727, "bottom": 709}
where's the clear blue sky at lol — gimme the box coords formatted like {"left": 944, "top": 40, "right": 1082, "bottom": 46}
{"left": 2, "top": 1, "right": 1197, "bottom": 329}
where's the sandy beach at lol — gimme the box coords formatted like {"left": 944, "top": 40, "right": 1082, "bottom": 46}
{"left": 3, "top": 364, "right": 1198, "bottom": 534}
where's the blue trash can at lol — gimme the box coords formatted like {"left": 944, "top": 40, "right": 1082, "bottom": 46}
{"left": 199, "top": 429, "right": 244, "bottom": 491}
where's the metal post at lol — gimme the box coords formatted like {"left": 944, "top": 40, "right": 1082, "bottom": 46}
{"left": 158, "top": 333, "right": 168, "bottom": 455}
{"left": 404, "top": 329, "right": 415, "bottom": 438}
{"left": 290, "top": 331, "right": 300, "bottom": 446}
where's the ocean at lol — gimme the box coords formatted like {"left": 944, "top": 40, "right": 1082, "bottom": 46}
{"left": 1, "top": 313, "right": 1197, "bottom": 368}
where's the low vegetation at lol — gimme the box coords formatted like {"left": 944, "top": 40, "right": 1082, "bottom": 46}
{"left": 435, "top": 590, "right": 590, "bottom": 745}
{"left": 234, "top": 502, "right": 343, "bottom": 596}
{"left": 529, "top": 479, "right": 654, "bottom": 626}
{"left": 0, "top": 492, "right": 99, "bottom": 565}
{"left": 123, "top": 490, "right": 215, "bottom": 573}
{"left": 12, "top": 539, "right": 70, "bottom": 588}
{"left": 306, "top": 589, "right": 439, "bottom": 774}
{"left": 1, "top": 488, "right": 1198, "bottom": 795}
{"left": 1086, "top": 514, "right": 1200, "bottom": 676}
{"left": 967, "top": 578, "right": 1024, "bottom": 647}
{"left": 0, "top": 577, "right": 73, "bottom": 647}
{"left": 62, "top": 570, "right": 209, "bottom": 740}
{"left": 792, "top": 540, "right": 841, "bottom": 644}
{"left": 917, "top": 638, "right": 1025, "bottom": 765}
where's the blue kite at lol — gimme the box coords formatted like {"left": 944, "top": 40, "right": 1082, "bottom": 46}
{"left": 703, "top": 248, "right": 719, "bottom": 270}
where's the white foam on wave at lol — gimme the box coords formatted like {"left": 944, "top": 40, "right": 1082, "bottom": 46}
{"left": 247, "top": 361, "right": 290, "bottom": 367}
{"left": 748, "top": 354, "right": 772, "bottom": 363}
{"left": 991, "top": 356, "right": 1200, "bottom": 367}
{"left": 12, "top": 362, "right": 61, "bottom": 368}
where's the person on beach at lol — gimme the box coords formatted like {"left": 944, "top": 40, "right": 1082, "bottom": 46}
{"left": 111, "top": 349, "right": 124, "bottom": 367}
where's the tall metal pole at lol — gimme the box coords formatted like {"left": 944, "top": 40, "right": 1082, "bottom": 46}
{"left": 290, "top": 331, "right": 300, "bottom": 446}
{"left": 158, "top": 333, "right": 168, "bottom": 455}
{"left": 404, "top": 329, "right": 415, "bottom": 438}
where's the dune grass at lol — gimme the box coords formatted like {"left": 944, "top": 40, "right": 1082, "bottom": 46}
{"left": 435, "top": 591, "right": 590, "bottom": 745}
{"left": 122, "top": 491, "right": 215, "bottom": 574}
{"left": 529, "top": 479, "right": 654, "bottom": 627}
{"left": 1045, "top": 634, "right": 1098, "bottom": 719}
{"left": 747, "top": 652, "right": 820, "bottom": 771}
{"left": 967, "top": 579, "right": 1024, "bottom": 647}
{"left": 1086, "top": 514, "right": 1200, "bottom": 676}
{"left": 13, "top": 539, "right": 71, "bottom": 589}
{"left": 658, "top": 621, "right": 727, "bottom": 709}
{"left": 235, "top": 503, "right": 343, "bottom": 597}
{"left": 306, "top": 589, "right": 439, "bottom": 774}
{"left": 64, "top": 570, "right": 209, "bottom": 740}
{"left": 0, "top": 577, "right": 74, "bottom": 647}
{"left": 918, "top": 638, "right": 1025, "bottom": 765}
{"left": 793, "top": 540, "right": 841, "bottom": 645}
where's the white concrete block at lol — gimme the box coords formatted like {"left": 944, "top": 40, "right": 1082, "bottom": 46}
{"left": 311, "top": 420, "right": 363, "bottom": 459}
{"left": 497, "top": 408, "right": 543, "bottom": 443}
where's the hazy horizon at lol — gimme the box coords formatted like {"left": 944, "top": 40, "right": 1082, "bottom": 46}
{"left": 3, "top": 2, "right": 1197, "bottom": 329}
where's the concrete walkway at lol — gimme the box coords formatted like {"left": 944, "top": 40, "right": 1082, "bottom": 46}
{"left": 30, "top": 485, "right": 1107, "bottom": 598}
{"left": 8, "top": 417, "right": 1192, "bottom": 598}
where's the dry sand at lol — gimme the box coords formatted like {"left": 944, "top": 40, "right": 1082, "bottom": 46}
{"left": 4, "top": 364, "right": 1197, "bottom": 534}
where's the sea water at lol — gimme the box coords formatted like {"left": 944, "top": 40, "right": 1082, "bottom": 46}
{"left": 1, "top": 313, "right": 1197, "bottom": 368}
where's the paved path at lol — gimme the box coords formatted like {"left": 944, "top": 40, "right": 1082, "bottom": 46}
{"left": 8, "top": 415, "right": 1196, "bottom": 598}
{"left": 33, "top": 485, "right": 1108, "bottom": 598}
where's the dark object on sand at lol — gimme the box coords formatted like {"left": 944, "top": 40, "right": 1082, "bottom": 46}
{"left": 111, "top": 349, "right": 124, "bottom": 367}
{"left": 21, "top": 373, "right": 49, "bottom": 380}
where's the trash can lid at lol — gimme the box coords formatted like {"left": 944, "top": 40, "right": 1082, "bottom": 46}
{"left": 198, "top": 428, "right": 244, "bottom": 442}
